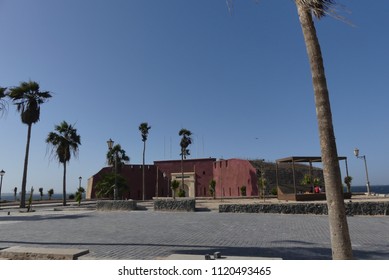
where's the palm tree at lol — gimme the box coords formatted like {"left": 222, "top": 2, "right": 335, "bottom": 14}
{"left": 294, "top": 0, "right": 353, "bottom": 259}
{"left": 8, "top": 80, "right": 52, "bottom": 208}
{"left": 0, "top": 87, "right": 7, "bottom": 116}
{"left": 46, "top": 121, "right": 81, "bottom": 206}
{"left": 139, "top": 122, "right": 151, "bottom": 200}
{"left": 226, "top": 0, "right": 352, "bottom": 259}
{"left": 106, "top": 143, "right": 129, "bottom": 199}
{"left": 179, "top": 128, "right": 192, "bottom": 194}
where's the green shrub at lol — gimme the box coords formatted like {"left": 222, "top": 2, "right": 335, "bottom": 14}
{"left": 240, "top": 186, "right": 247, "bottom": 196}
{"left": 177, "top": 189, "right": 186, "bottom": 197}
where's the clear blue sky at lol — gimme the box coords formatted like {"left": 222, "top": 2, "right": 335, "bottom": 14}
{"left": 0, "top": 0, "right": 388, "bottom": 194}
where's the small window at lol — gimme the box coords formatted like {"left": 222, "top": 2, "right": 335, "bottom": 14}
{"left": 203, "top": 171, "right": 206, "bottom": 175}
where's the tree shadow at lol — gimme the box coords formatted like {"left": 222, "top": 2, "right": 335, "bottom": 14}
{"left": 0, "top": 239, "right": 387, "bottom": 260}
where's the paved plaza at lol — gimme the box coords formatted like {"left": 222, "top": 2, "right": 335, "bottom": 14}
{"left": 0, "top": 205, "right": 388, "bottom": 260}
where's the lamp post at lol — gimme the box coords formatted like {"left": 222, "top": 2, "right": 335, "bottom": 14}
{"left": 107, "top": 138, "right": 118, "bottom": 200}
{"left": 0, "top": 169, "right": 5, "bottom": 202}
{"left": 354, "top": 148, "right": 371, "bottom": 195}
{"left": 79, "top": 176, "right": 82, "bottom": 188}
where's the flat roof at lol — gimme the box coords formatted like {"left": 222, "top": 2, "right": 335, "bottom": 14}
{"left": 276, "top": 156, "right": 347, "bottom": 163}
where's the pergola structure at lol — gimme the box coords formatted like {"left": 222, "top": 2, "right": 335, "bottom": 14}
{"left": 275, "top": 156, "right": 350, "bottom": 201}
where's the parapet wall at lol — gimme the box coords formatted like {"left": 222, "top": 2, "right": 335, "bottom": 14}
{"left": 96, "top": 200, "right": 137, "bottom": 211}
{"left": 219, "top": 201, "right": 389, "bottom": 216}
{"left": 154, "top": 199, "right": 196, "bottom": 212}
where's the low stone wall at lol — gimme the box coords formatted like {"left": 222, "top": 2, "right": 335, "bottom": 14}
{"left": 154, "top": 199, "right": 196, "bottom": 212}
{"left": 219, "top": 201, "right": 389, "bottom": 216}
{"left": 96, "top": 200, "right": 137, "bottom": 211}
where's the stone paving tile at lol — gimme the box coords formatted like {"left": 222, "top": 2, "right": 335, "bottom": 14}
{"left": 0, "top": 209, "right": 388, "bottom": 260}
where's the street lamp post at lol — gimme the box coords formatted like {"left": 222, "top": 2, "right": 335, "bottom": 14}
{"left": 107, "top": 138, "right": 118, "bottom": 200}
{"left": 354, "top": 148, "right": 371, "bottom": 195}
{"left": 0, "top": 169, "right": 5, "bottom": 202}
{"left": 79, "top": 176, "right": 82, "bottom": 188}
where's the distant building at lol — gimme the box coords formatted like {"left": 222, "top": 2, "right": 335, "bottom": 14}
{"left": 86, "top": 157, "right": 324, "bottom": 200}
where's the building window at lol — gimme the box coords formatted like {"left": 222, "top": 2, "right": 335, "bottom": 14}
{"left": 203, "top": 171, "right": 206, "bottom": 175}
{"left": 226, "top": 160, "right": 228, "bottom": 167}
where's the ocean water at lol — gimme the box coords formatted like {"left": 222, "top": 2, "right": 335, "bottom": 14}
{"left": 0, "top": 193, "right": 83, "bottom": 202}
{"left": 349, "top": 185, "right": 389, "bottom": 194}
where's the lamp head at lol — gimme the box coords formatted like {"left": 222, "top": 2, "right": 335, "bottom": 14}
{"left": 107, "top": 138, "right": 114, "bottom": 150}
{"left": 354, "top": 148, "right": 359, "bottom": 157}
{"left": 0, "top": 169, "right": 5, "bottom": 176}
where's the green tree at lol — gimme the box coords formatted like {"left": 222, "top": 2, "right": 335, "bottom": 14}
{"left": 38, "top": 187, "right": 44, "bottom": 200}
{"left": 227, "top": 0, "right": 353, "bottom": 259}
{"left": 0, "top": 87, "right": 7, "bottom": 116}
{"left": 48, "top": 188, "right": 54, "bottom": 200}
{"left": 75, "top": 186, "right": 85, "bottom": 206}
{"left": 139, "top": 122, "right": 151, "bottom": 201}
{"left": 344, "top": 176, "right": 352, "bottom": 194}
{"left": 179, "top": 128, "right": 192, "bottom": 192}
{"left": 209, "top": 179, "right": 216, "bottom": 199}
{"left": 170, "top": 180, "right": 180, "bottom": 200}
{"left": 8, "top": 80, "right": 52, "bottom": 208}
{"left": 95, "top": 173, "right": 128, "bottom": 199}
{"left": 46, "top": 121, "right": 81, "bottom": 206}
{"left": 295, "top": 0, "right": 353, "bottom": 259}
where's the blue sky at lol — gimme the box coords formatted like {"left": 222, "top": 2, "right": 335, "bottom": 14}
{"left": 0, "top": 0, "right": 388, "bottom": 194}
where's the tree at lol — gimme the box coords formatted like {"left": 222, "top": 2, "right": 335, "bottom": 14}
{"left": 48, "top": 188, "right": 54, "bottom": 200}
{"left": 95, "top": 173, "right": 128, "bottom": 199}
{"left": 0, "top": 87, "right": 7, "bottom": 116}
{"left": 13, "top": 187, "right": 17, "bottom": 201}
{"left": 8, "top": 80, "right": 52, "bottom": 208}
{"left": 170, "top": 180, "right": 180, "bottom": 200}
{"left": 227, "top": 0, "right": 352, "bottom": 259}
{"left": 106, "top": 143, "right": 129, "bottom": 199}
{"left": 46, "top": 121, "right": 81, "bottom": 206}
{"left": 139, "top": 122, "right": 151, "bottom": 200}
{"left": 39, "top": 187, "right": 44, "bottom": 200}
{"left": 209, "top": 179, "right": 216, "bottom": 199}
{"left": 179, "top": 128, "right": 192, "bottom": 192}
{"left": 294, "top": 0, "right": 353, "bottom": 259}
{"left": 75, "top": 186, "right": 85, "bottom": 206}
{"left": 344, "top": 176, "right": 352, "bottom": 194}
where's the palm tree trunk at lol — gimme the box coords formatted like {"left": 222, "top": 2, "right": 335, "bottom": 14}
{"left": 142, "top": 141, "right": 146, "bottom": 200}
{"left": 20, "top": 124, "right": 32, "bottom": 208}
{"left": 296, "top": 3, "right": 353, "bottom": 259}
{"left": 181, "top": 152, "right": 184, "bottom": 194}
{"left": 63, "top": 162, "right": 67, "bottom": 206}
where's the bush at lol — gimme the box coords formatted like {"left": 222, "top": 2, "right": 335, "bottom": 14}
{"left": 240, "top": 186, "right": 247, "bottom": 196}
{"left": 68, "top": 194, "right": 75, "bottom": 199}
{"left": 177, "top": 189, "right": 186, "bottom": 197}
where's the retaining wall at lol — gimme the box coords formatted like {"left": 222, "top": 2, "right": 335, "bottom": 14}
{"left": 219, "top": 201, "right": 389, "bottom": 216}
{"left": 154, "top": 199, "right": 196, "bottom": 212}
{"left": 96, "top": 200, "right": 137, "bottom": 211}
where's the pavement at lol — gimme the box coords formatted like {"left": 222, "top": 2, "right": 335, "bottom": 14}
{"left": 0, "top": 198, "right": 388, "bottom": 260}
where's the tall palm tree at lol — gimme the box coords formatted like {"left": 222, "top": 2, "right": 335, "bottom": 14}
{"left": 8, "top": 80, "right": 52, "bottom": 208}
{"left": 139, "top": 122, "right": 151, "bottom": 200}
{"left": 0, "top": 87, "right": 7, "bottom": 116}
{"left": 179, "top": 128, "right": 192, "bottom": 194}
{"left": 295, "top": 0, "right": 353, "bottom": 259}
{"left": 46, "top": 121, "right": 81, "bottom": 206}
{"left": 106, "top": 143, "right": 129, "bottom": 199}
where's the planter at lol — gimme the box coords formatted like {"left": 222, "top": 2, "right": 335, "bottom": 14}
{"left": 154, "top": 198, "right": 195, "bottom": 212}
{"left": 96, "top": 200, "right": 137, "bottom": 211}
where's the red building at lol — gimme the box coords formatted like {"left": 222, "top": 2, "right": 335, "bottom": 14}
{"left": 213, "top": 158, "right": 259, "bottom": 197}
{"left": 87, "top": 158, "right": 217, "bottom": 200}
